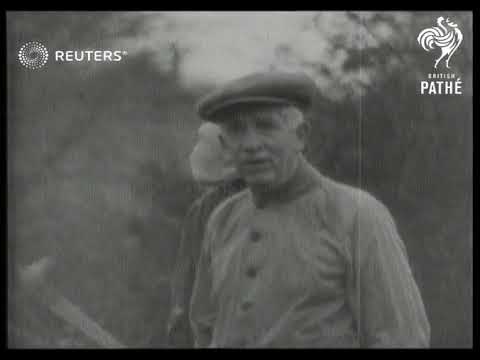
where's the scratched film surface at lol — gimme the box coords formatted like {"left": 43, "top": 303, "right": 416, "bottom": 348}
{"left": 7, "top": 12, "right": 472, "bottom": 348}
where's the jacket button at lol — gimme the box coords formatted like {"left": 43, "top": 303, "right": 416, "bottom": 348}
{"left": 250, "top": 230, "right": 261, "bottom": 242}
{"left": 246, "top": 266, "right": 258, "bottom": 278}
{"left": 240, "top": 300, "right": 253, "bottom": 311}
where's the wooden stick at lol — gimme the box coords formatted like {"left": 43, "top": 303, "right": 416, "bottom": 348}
{"left": 42, "top": 285, "right": 127, "bottom": 349}
{"left": 17, "top": 258, "right": 127, "bottom": 348}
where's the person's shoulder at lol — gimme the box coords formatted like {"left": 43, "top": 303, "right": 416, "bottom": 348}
{"left": 191, "top": 181, "right": 241, "bottom": 213}
{"left": 208, "top": 188, "right": 249, "bottom": 224}
{"left": 320, "top": 175, "right": 392, "bottom": 231}
{"left": 322, "top": 174, "right": 387, "bottom": 208}
{"left": 194, "top": 186, "right": 227, "bottom": 213}
{"left": 203, "top": 189, "right": 250, "bottom": 245}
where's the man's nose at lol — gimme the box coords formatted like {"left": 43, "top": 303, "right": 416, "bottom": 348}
{"left": 240, "top": 126, "right": 262, "bottom": 152}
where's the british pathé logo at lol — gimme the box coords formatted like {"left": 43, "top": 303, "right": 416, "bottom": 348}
{"left": 417, "top": 17, "right": 463, "bottom": 95}
{"left": 417, "top": 17, "right": 463, "bottom": 69}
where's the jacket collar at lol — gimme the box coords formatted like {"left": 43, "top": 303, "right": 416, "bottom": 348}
{"left": 248, "top": 155, "right": 322, "bottom": 209}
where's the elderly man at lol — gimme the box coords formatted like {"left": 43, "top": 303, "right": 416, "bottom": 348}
{"left": 167, "top": 123, "right": 245, "bottom": 347}
{"left": 189, "top": 72, "right": 430, "bottom": 348}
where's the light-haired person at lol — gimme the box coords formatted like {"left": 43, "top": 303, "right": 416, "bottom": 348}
{"left": 166, "top": 123, "right": 245, "bottom": 347}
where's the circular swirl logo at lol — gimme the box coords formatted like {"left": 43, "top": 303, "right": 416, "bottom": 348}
{"left": 18, "top": 41, "right": 49, "bottom": 69}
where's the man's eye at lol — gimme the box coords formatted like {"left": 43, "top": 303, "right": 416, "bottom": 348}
{"left": 255, "top": 119, "right": 275, "bottom": 131}
{"left": 224, "top": 121, "right": 243, "bottom": 134}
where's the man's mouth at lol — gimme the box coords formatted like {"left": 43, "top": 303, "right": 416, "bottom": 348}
{"left": 241, "top": 159, "right": 271, "bottom": 172}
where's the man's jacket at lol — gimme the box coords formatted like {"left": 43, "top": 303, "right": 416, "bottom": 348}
{"left": 190, "top": 160, "right": 430, "bottom": 348}
{"left": 167, "top": 179, "right": 246, "bottom": 347}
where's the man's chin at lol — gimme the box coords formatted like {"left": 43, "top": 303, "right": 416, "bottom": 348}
{"left": 244, "top": 173, "right": 275, "bottom": 187}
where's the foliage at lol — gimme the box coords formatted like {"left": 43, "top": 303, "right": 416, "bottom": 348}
{"left": 7, "top": 12, "right": 472, "bottom": 348}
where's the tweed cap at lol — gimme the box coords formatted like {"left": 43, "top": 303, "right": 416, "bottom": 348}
{"left": 197, "top": 71, "right": 317, "bottom": 122}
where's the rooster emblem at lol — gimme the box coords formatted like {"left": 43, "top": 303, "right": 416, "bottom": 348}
{"left": 417, "top": 16, "right": 463, "bottom": 69}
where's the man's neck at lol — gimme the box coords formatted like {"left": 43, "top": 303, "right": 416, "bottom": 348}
{"left": 249, "top": 155, "right": 321, "bottom": 209}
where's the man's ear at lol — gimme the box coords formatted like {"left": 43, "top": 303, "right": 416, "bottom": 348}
{"left": 295, "top": 121, "right": 310, "bottom": 152}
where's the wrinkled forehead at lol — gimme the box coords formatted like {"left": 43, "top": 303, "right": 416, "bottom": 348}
{"left": 211, "top": 103, "right": 304, "bottom": 128}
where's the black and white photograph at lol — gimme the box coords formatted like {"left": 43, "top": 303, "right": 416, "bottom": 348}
{"left": 6, "top": 11, "right": 473, "bottom": 348}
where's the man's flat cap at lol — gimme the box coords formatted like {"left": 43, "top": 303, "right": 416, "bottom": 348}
{"left": 197, "top": 72, "right": 317, "bottom": 121}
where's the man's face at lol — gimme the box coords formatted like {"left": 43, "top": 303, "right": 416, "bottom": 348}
{"left": 217, "top": 105, "right": 305, "bottom": 188}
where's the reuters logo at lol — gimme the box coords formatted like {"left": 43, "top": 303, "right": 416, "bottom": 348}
{"left": 17, "top": 41, "right": 128, "bottom": 70}
{"left": 18, "top": 41, "right": 49, "bottom": 70}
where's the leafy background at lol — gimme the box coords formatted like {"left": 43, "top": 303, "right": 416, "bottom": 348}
{"left": 7, "top": 11, "right": 472, "bottom": 348}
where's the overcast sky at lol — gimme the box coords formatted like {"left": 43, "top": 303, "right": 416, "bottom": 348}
{"left": 108, "top": 12, "right": 412, "bottom": 100}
